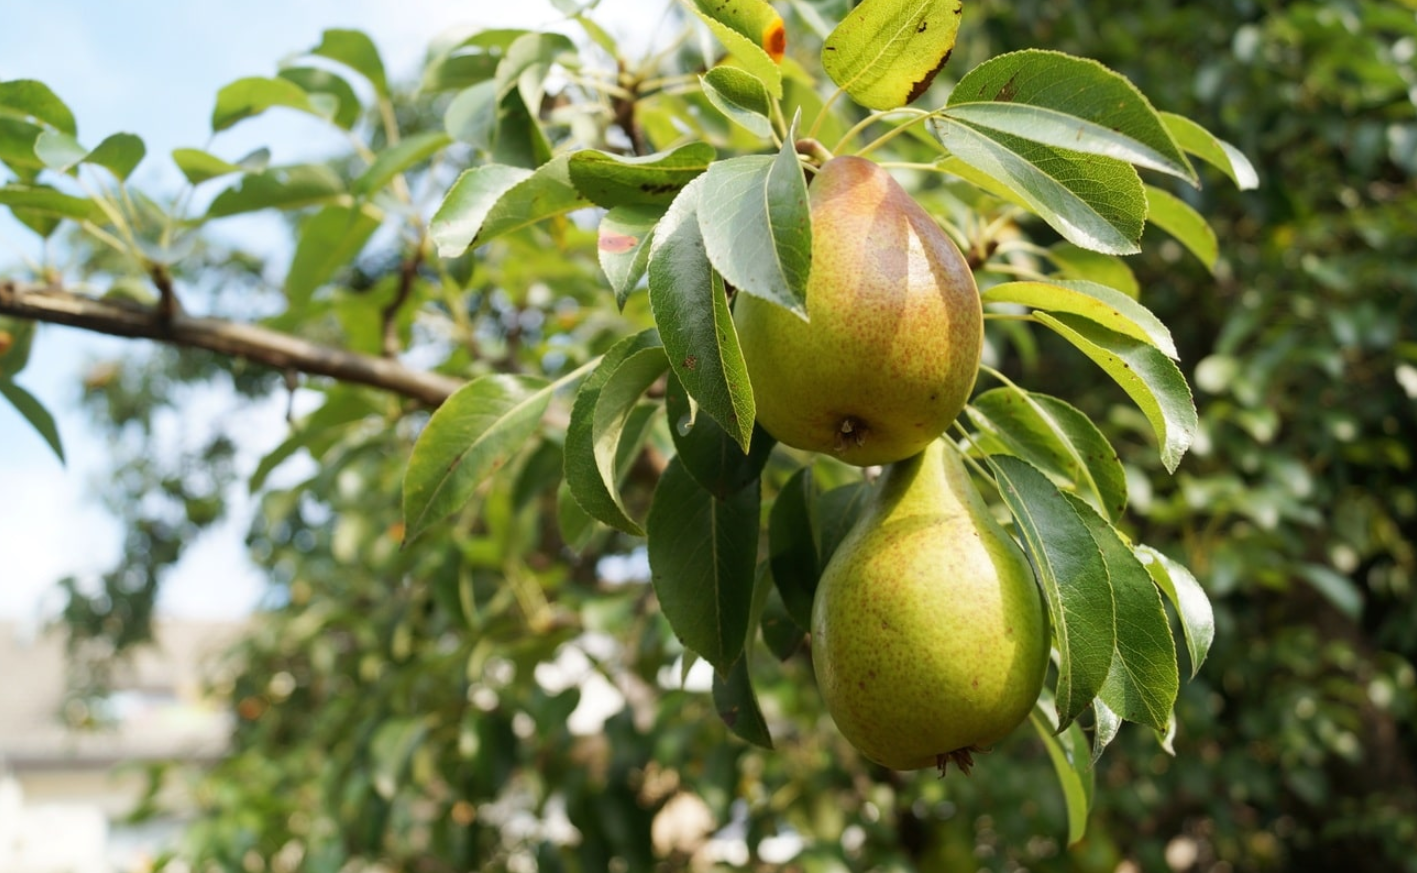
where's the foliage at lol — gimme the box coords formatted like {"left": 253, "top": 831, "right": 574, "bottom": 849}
{"left": 1, "top": 0, "right": 1414, "bottom": 870}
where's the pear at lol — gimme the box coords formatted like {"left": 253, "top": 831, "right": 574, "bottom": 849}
{"left": 810, "top": 439, "right": 1048, "bottom": 772}
{"left": 734, "top": 155, "right": 982, "bottom": 467}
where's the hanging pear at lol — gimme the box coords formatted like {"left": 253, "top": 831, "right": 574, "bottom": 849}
{"left": 734, "top": 155, "right": 982, "bottom": 467}
{"left": 811, "top": 439, "right": 1048, "bottom": 773}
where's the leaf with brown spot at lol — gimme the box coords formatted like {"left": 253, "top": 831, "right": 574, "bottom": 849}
{"left": 822, "top": 0, "right": 964, "bottom": 110}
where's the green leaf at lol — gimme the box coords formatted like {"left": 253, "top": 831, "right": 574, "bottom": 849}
{"left": 206, "top": 164, "right": 345, "bottom": 217}
{"left": 211, "top": 76, "right": 329, "bottom": 131}
{"left": 1046, "top": 243, "right": 1139, "bottom": 298}
{"left": 932, "top": 119, "right": 1146, "bottom": 255}
{"left": 249, "top": 389, "right": 382, "bottom": 493}
{"left": 821, "top": 0, "right": 963, "bottom": 110}
{"left": 988, "top": 455, "right": 1113, "bottom": 729}
{"left": 648, "top": 177, "right": 756, "bottom": 450}
{"left": 402, "top": 374, "right": 556, "bottom": 543}
{"left": 0, "top": 118, "right": 44, "bottom": 180}
{"left": 0, "top": 379, "right": 64, "bottom": 463}
{"left": 353, "top": 131, "right": 452, "bottom": 198}
{"left": 278, "top": 67, "right": 363, "bottom": 130}
{"left": 817, "top": 480, "right": 868, "bottom": 568}
{"left": 369, "top": 718, "right": 426, "bottom": 800}
{"left": 683, "top": 3, "right": 783, "bottom": 99}
{"left": 1144, "top": 184, "right": 1219, "bottom": 271}
{"left": 665, "top": 371, "right": 774, "bottom": 499}
{"left": 0, "top": 318, "right": 36, "bottom": 376}
{"left": 967, "top": 386, "right": 1127, "bottom": 522}
{"left": 1091, "top": 697, "right": 1121, "bottom": 764}
{"left": 1135, "top": 545, "right": 1214, "bottom": 678}
{"left": 285, "top": 204, "right": 383, "bottom": 308}
{"left": 310, "top": 29, "right": 389, "bottom": 98}
{"left": 1295, "top": 562, "right": 1363, "bottom": 622}
{"left": 647, "top": 456, "right": 761, "bottom": 674}
{"left": 172, "top": 148, "right": 241, "bottom": 184}
{"left": 420, "top": 29, "right": 527, "bottom": 93}
{"left": 495, "top": 32, "right": 576, "bottom": 111}
{"left": 697, "top": 139, "right": 811, "bottom": 314}
{"left": 1033, "top": 312, "right": 1197, "bottom": 472}
{"left": 768, "top": 465, "right": 818, "bottom": 629}
{"left": 0, "top": 80, "right": 77, "bottom": 135}
{"left": 34, "top": 130, "right": 88, "bottom": 172}
{"left": 982, "top": 279, "right": 1177, "bottom": 359}
{"left": 85, "top": 133, "right": 145, "bottom": 181}
{"left": 567, "top": 143, "right": 716, "bottom": 209}
{"left": 1030, "top": 694, "right": 1094, "bottom": 847}
{"left": 712, "top": 649, "right": 774, "bottom": 748}
{"left": 0, "top": 183, "right": 101, "bottom": 222}
{"left": 444, "top": 81, "right": 499, "bottom": 150}
{"left": 701, "top": 67, "right": 774, "bottom": 138}
{"left": 947, "top": 50, "right": 1195, "bottom": 184}
{"left": 430, "top": 156, "right": 589, "bottom": 257}
{"left": 1067, "top": 493, "right": 1179, "bottom": 733}
{"left": 598, "top": 204, "right": 663, "bottom": 308}
{"left": 563, "top": 331, "right": 666, "bottom": 535}
{"left": 1161, "top": 112, "right": 1259, "bottom": 190}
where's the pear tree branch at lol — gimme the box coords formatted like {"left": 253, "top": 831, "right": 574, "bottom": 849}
{"left": 0, "top": 279, "right": 464, "bottom": 406}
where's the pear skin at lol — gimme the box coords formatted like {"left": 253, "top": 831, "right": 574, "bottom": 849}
{"left": 810, "top": 439, "right": 1048, "bottom": 771}
{"left": 734, "top": 156, "right": 982, "bottom": 467}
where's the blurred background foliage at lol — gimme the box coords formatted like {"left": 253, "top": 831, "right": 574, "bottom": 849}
{"left": 26, "top": 0, "right": 1417, "bottom": 870}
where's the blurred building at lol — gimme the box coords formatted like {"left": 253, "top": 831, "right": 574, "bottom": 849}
{"left": 0, "top": 620, "right": 244, "bottom": 873}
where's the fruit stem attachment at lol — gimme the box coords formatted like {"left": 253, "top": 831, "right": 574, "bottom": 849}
{"left": 794, "top": 137, "right": 834, "bottom": 170}
{"left": 936, "top": 746, "right": 983, "bottom": 777}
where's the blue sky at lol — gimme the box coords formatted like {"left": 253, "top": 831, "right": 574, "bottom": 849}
{"left": 0, "top": 0, "right": 651, "bottom": 620}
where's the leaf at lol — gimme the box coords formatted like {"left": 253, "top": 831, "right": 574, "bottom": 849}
{"left": 966, "top": 386, "right": 1127, "bottom": 522}
{"left": 647, "top": 456, "right": 761, "bottom": 674}
{"left": 665, "top": 372, "right": 774, "bottom": 499}
{"left": 1091, "top": 697, "right": 1121, "bottom": 764}
{"left": 211, "top": 76, "right": 328, "bottom": 131}
{"left": 1295, "top": 562, "right": 1363, "bottom": 622}
{"left": 285, "top": 204, "right": 383, "bottom": 308}
{"left": 988, "top": 455, "right": 1113, "bottom": 729}
{"left": 1033, "top": 312, "right": 1197, "bottom": 473}
{"left": 821, "top": 0, "right": 963, "bottom": 110}
{"left": 1135, "top": 545, "right": 1214, "bottom": 678}
{"left": 0, "top": 79, "right": 77, "bottom": 135}
{"left": 206, "top": 164, "right": 345, "bottom": 217}
{"left": 567, "top": 143, "right": 716, "bottom": 209}
{"left": 0, "top": 184, "right": 101, "bottom": 222}
{"left": 817, "top": 480, "right": 868, "bottom": 568}
{"left": 712, "top": 652, "right": 774, "bottom": 748}
{"left": 444, "top": 81, "right": 499, "bottom": 150}
{"left": 700, "top": 67, "right": 774, "bottom": 138}
{"left": 0, "top": 379, "right": 64, "bottom": 463}
{"left": 768, "top": 466, "right": 818, "bottom": 629}
{"left": 353, "top": 131, "right": 452, "bottom": 198}
{"left": 402, "top": 374, "right": 556, "bottom": 543}
{"left": 420, "top": 29, "right": 527, "bottom": 93}
{"left": 682, "top": 1, "right": 783, "bottom": 98}
{"left": 648, "top": 177, "right": 756, "bottom": 450}
{"left": 495, "top": 32, "right": 576, "bottom": 111}
{"left": 310, "top": 29, "right": 389, "bottom": 98}
{"left": 249, "top": 388, "right": 382, "bottom": 492}
{"left": 982, "top": 279, "right": 1178, "bottom": 359}
{"left": 278, "top": 67, "right": 363, "bottom": 130}
{"left": 690, "top": 0, "right": 786, "bottom": 63}
{"left": 172, "top": 148, "right": 241, "bottom": 184}
{"left": 563, "top": 331, "right": 666, "bottom": 535}
{"left": 1047, "top": 243, "right": 1139, "bottom": 298}
{"left": 430, "top": 156, "right": 589, "bottom": 257}
{"left": 697, "top": 134, "right": 811, "bottom": 314}
{"left": 1144, "top": 185, "right": 1219, "bottom": 271}
{"left": 369, "top": 718, "right": 426, "bottom": 800}
{"left": 1031, "top": 695, "right": 1094, "bottom": 847}
{"left": 0, "top": 117, "right": 44, "bottom": 180}
{"left": 947, "top": 50, "right": 1195, "bottom": 184}
{"left": 932, "top": 118, "right": 1146, "bottom": 255}
{"left": 85, "top": 133, "right": 145, "bottom": 181}
{"left": 34, "top": 130, "right": 88, "bottom": 172}
{"left": 598, "top": 204, "right": 663, "bottom": 308}
{"left": 1066, "top": 493, "right": 1179, "bottom": 733}
{"left": 588, "top": 349, "right": 670, "bottom": 533}
{"left": 1161, "top": 112, "right": 1259, "bottom": 190}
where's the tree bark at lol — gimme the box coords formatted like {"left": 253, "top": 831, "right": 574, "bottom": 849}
{"left": 0, "top": 280, "right": 464, "bottom": 406}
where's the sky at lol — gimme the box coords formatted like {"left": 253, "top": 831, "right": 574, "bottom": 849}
{"left": 0, "top": 0, "right": 652, "bottom": 621}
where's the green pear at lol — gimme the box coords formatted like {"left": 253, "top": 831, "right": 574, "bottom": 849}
{"left": 810, "top": 439, "right": 1048, "bottom": 772}
{"left": 734, "top": 155, "right": 982, "bottom": 467}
